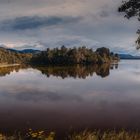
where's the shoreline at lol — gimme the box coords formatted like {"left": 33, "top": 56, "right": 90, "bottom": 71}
{"left": 0, "top": 64, "right": 20, "bottom": 68}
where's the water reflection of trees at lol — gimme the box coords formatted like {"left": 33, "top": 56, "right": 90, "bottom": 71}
{"left": 35, "top": 63, "right": 118, "bottom": 79}
{"left": 0, "top": 65, "right": 27, "bottom": 77}
{"left": 110, "top": 63, "right": 118, "bottom": 70}
{"left": 0, "top": 64, "right": 118, "bottom": 78}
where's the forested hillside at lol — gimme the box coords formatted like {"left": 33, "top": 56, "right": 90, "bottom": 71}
{"left": 0, "top": 46, "right": 119, "bottom": 65}
{"left": 31, "top": 46, "right": 119, "bottom": 65}
{"left": 0, "top": 47, "right": 32, "bottom": 64}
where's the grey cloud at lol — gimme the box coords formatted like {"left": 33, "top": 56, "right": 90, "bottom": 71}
{"left": 99, "top": 10, "right": 111, "bottom": 18}
{"left": 0, "top": 0, "right": 138, "bottom": 55}
{"left": 13, "top": 44, "right": 39, "bottom": 50}
{"left": 0, "top": 16, "right": 82, "bottom": 31}
{"left": 1, "top": 88, "right": 83, "bottom": 102}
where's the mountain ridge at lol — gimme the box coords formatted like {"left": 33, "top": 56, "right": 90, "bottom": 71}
{"left": 119, "top": 53, "right": 140, "bottom": 59}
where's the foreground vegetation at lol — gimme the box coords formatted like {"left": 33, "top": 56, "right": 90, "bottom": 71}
{"left": 69, "top": 130, "right": 140, "bottom": 140}
{"left": 1, "top": 130, "right": 140, "bottom": 140}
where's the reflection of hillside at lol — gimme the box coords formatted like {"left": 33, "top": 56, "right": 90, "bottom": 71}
{"left": 0, "top": 65, "right": 28, "bottom": 77}
{"left": 0, "top": 64, "right": 118, "bottom": 78}
{"left": 34, "top": 64, "right": 118, "bottom": 79}
{"left": 96, "top": 64, "right": 110, "bottom": 78}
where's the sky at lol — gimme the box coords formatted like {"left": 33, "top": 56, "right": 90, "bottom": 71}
{"left": 0, "top": 0, "right": 139, "bottom": 54}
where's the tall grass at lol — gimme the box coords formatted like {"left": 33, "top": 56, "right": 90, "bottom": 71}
{"left": 1, "top": 130, "right": 140, "bottom": 140}
{"left": 68, "top": 130, "right": 140, "bottom": 140}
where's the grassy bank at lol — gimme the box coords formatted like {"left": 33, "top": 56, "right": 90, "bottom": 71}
{"left": 1, "top": 130, "right": 140, "bottom": 140}
{"left": 69, "top": 130, "right": 140, "bottom": 140}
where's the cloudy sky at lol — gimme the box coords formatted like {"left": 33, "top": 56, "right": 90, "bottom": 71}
{"left": 0, "top": 0, "right": 139, "bottom": 54}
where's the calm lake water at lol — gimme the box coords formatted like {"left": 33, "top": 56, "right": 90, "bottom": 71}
{"left": 0, "top": 60, "right": 140, "bottom": 137}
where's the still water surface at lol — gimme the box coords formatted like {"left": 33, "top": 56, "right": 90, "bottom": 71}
{"left": 0, "top": 60, "right": 140, "bottom": 136}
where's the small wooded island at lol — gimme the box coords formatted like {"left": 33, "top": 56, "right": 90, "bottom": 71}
{"left": 0, "top": 46, "right": 119, "bottom": 65}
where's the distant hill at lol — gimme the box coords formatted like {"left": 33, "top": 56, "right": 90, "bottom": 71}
{"left": 119, "top": 54, "right": 140, "bottom": 59}
{"left": 7, "top": 48, "right": 40, "bottom": 54}
{"left": 19, "top": 49, "right": 41, "bottom": 54}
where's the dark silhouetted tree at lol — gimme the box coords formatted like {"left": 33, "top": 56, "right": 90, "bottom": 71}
{"left": 118, "top": 0, "right": 140, "bottom": 49}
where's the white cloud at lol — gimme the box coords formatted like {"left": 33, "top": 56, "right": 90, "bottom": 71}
{"left": 0, "top": 0, "right": 139, "bottom": 54}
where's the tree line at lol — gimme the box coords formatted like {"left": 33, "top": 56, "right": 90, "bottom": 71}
{"left": 31, "top": 46, "right": 119, "bottom": 65}
{"left": 0, "top": 46, "right": 119, "bottom": 65}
